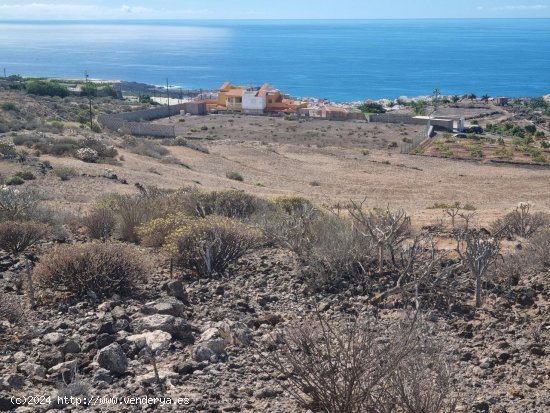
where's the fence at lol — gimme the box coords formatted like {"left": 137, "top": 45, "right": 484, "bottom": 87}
{"left": 401, "top": 133, "right": 428, "bottom": 154}
{"left": 97, "top": 104, "right": 189, "bottom": 138}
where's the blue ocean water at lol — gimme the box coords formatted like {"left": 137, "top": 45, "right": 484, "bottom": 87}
{"left": 0, "top": 19, "right": 549, "bottom": 102}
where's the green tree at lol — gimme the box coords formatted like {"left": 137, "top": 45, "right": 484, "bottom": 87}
{"left": 411, "top": 100, "right": 428, "bottom": 116}
{"left": 451, "top": 95, "right": 461, "bottom": 103}
{"left": 80, "top": 82, "right": 98, "bottom": 97}
{"left": 358, "top": 103, "right": 386, "bottom": 114}
{"left": 26, "top": 80, "right": 69, "bottom": 98}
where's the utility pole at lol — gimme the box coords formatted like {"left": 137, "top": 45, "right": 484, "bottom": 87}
{"left": 433, "top": 88, "right": 441, "bottom": 112}
{"left": 166, "top": 78, "right": 170, "bottom": 119}
{"left": 3, "top": 68, "right": 6, "bottom": 78}
{"left": 85, "top": 71, "right": 93, "bottom": 130}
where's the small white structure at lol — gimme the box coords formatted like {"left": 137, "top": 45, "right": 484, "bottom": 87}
{"left": 242, "top": 91, "right": 266, "bottom": 114}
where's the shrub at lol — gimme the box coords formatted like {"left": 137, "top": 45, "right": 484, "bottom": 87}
{"left": 34, "top": 243, "right": 148, "bottom": 298}
{"left": 0, "top": 293, "right": 23, "bottom": 325}
{"left": 270, "top": 195, "right": 313, "bottom": 216}
{"left": 54, "top": 167, "right": 76, "bottom": 181}
{"left": 26, "top": 80, "right": 69, "bottom": 97}
{"left": 0, "top": 186, "right": 41, "bottom": 221}
{"left": 192, "top": 190, "right": 268, "bottom": 219}
{"left": 81, "top": 207, "right": 117, "bottom": 240}
{"left": 14, "top": 171, "right": 36, "bottom": 181}
{"left": 0, "top": 102, "right": 17, "bottom": 111}
{"left": 4, "top": 176, "right": 25, "bottom": 186}
{"left": 123, "top": 138, "right": 170, "bottom": 159}
{"left": 0, "top": 221, "right": 50, "bottom": 255}
{"left": 165, "top": 216, "right": 262, "bottom": 277}
{"left": 226, "top": 171, "right": 244, "bottom": 182}
{"left": 137, "top": 212, "right": 191, "bottom": 248}
{"left": 75, "top": 147, "right": 99, "bottom": 163}
{"left": 268, "top": 315, "right": 456, "bottom": 413}
{"left": 100, "top": 189, "right": 171, "bottom": 243}
{"left": 492, "top": 203, "right": 548, "bottom": 239}
{"left": 0, "top": 139, "right": 17, "bottom": 159}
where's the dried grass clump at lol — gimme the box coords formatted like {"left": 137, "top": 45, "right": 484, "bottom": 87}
{"left": 34, "top": 243, "right": 148, "bottom": 298}
{"left": 0, "top": 221, "right": 50, "bottom": 255}
{"left": 81, "top": 207, "right": 116, "bottom": 240}
{"left": 191, "top": 190, "right": 269, "bottom": 219}
{"left": 165, "top": 216, "right": 262, "bottom": 277}
{"left": 0, "top": 293, "right": 24, "bottom": 325}
{"left": 270, "top": 195, "right": 313, "bottom": 215}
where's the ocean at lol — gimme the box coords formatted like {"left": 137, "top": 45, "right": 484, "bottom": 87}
{"left": 0, "top": 19, "right": 549, "bottom": 102}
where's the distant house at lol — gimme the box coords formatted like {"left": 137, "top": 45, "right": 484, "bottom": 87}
{"left": 494, "top": 97, "right": 509, "bottom": 106}
{"left": 201, "top": 82, "right": 305, "bottom": 114}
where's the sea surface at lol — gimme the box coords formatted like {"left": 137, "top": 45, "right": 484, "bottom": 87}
{"left": 1, "top": 19, "right": 549, "bottom": 102}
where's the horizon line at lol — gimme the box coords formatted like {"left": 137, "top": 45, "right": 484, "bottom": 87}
{"left": 2, "top": 17, "right": 550, "bottom": 22}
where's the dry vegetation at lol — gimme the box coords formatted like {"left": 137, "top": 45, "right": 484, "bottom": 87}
{"left": 1, "top": 87, "right": 550, "bottom": 412}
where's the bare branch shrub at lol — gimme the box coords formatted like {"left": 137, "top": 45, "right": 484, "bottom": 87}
{"left": 267, "top": 314, "right": 456, "bottom": 413}
{"left": 0, "top": 186, "right": 40, "bottom": 221}
{"left": 492, "top": 202, "right": 549, "bottom": 239}
{"left": 0, "top": 293, "right": 24, "bottom": 325}
{"left": 497, "top": 228, "right": 550, "bottom": 284}
{"left": 374, "top": 235, "right": 459, "bottom": 309}
{"left": 0, "top": 220, "right": 50, "bottom": 255}
{"left": 34, "top": 243, "right": 148, "bottom": 298}
{"left": 165, "top": 217, "right": 262, "bottom": 277}
{"left": 81, "top": 207, "right": 116, "bottom": 241}
{"left": 456, "top": 230, "right": 500, "bottom": 307}
{"left": 381, "top": 340, "right": 457, "bottom": 413}
{"left": 348, "top": 200, "right": 410, "bottom": 276}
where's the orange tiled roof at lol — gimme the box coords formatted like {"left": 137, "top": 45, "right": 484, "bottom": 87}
{"left": 225, "top": 89, "right": 244, "bottom": 97}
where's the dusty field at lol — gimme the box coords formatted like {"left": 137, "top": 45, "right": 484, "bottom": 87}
{"left": 156, "top": 113, "right": 424, "bottom": 149}
{"left": 5, "top": 136, "right": 550, "bottom": 228}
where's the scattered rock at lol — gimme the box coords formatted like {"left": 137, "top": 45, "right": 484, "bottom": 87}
{"left": 96, "top": 343, "right": 128, "bottom": 374}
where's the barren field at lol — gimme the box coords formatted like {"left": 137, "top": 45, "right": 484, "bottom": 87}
{"left": 2, "top": 114, "right": 549, "bottom": 227}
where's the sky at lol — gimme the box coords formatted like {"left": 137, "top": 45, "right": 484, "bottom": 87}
{"left": 0, "top": 0, "right": 550, "bottom": 20}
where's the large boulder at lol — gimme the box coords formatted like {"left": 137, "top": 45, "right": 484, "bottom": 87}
{"left": 143, "top": 297, "right": 186, "bottom": 318}
{"left": 96, "top": 343, "right": 128, "bottom": 374}
{"left": 126, "top": 330, "right": 172, "bottom": 352}
{"left": 135, "top": 314, "right": 192, "bottom": 341}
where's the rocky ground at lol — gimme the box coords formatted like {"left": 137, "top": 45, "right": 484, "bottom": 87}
{"left": 0, "top": 244, "right": 548, "bottom": 413}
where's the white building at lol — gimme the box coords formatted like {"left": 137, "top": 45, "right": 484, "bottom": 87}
{"left": 242, "top": 91, "right": 267, "bottom": 115}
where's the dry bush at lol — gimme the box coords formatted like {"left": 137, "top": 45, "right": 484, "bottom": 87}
{"left": 0, "top": 186, "right": 41, "bottom": 221}
{"left": 497, "top": 228, "right": 550, "bottom": 284}
{"left": 525, "top": 228, "right": 550, "bottom": 269}
{"left": 492, "top": 203, "right": 549, "bottom": 239}
{"left": 165, "top": 216, "right": 262, "bottom": 277}
{"left": 381, "top": 340, "right": 457, "bottom": 413}
{"left": 261, "top": 205, "right": 374, "bottom": 292}
{"left": 0, "top": 221, "right": 50, "bottom": 255}
{"left": 191, "top": 190, "right": 270, "bottom": 219}
{"left": 456, "top": 230, "right": 500, "bottom": 308}
{"left": 268, "top": 314, "right": 456, "bottom": 413}
{"left": 34, "top": 243, "right": 148, "bottom": 298}
{"left": 347, "top": 201, "right": 411, "bottom": 276}
{"left": 137, "top": 212, "right": 191, "bottom": 248}
{"left": 81, "top": 207, "right": 116, "bottom": 240}
{"left": 0, "top": 293, "right": 24, "bottom": 325}
{"left": 270, "top": 195, "right": 314, "bottom": 215}
{"left": 100, "top": 190, "right": 166, "bottom": 243}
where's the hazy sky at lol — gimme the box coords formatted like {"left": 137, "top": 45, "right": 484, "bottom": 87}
{"left": 0, "top": 1, "right": 550, "bottom": 19}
